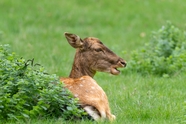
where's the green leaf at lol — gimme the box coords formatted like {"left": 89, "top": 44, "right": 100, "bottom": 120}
{"left": 21, "top": 113, "right": 29, "bottom": 118}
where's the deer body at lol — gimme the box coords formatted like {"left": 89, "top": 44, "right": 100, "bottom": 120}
{"left": 61, "top": 76, "right": 113, "bottom": 120}
{"left": 60, "top": 33, "right": 126, "bottom": 121}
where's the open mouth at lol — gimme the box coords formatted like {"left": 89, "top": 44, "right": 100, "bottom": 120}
{"left": 111, "top": 67, "right": 121, "bottom": 75}
{"left": 110, "top": 61, "right": 126, "bottom": 75}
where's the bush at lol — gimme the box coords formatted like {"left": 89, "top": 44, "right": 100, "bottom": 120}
{"left": 0, "top": 44, "right": 87, "bottom": 121}
{"left": 128, "top": 21, "right": 186, "bottom": 77}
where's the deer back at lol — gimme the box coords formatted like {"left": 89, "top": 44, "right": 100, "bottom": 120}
{"left": 61, "top": 76, "right": 108, "bottom": 106}
{"left": 60, "top": 76, "right": 115, "bottom": 121}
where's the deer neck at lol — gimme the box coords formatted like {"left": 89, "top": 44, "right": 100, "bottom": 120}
{"left": 69, "top": 53, "right": 96, "bottom": 79}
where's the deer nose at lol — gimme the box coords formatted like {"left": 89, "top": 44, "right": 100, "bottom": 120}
{"left": 119, "top": 59, "right": 127, "bottom": 67}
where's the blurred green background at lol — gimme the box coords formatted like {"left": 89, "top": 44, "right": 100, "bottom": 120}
{"left": 0, "top": 0, "right": 186, "bottom": 123}
{"left": 1, "top": 0, "right": 186, "bottom": 76}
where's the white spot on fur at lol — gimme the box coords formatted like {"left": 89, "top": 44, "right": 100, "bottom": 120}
{"left": 91, "top": 86, "right": 95, "bottom": 89}
{"left": 74, "top": 94, "right": 78, "bottom": 97}
{"left": 80, "top": 77, "right": 84, "bottom": 80}
{"left": 79, "top": 84, "right": 83, "bottom": 87}
{"left": 90, "top": 91, "right": 94, "bottom": 94}
{"left": 88, "top": 78, "right": 97, "bottom": 84}
{"left": 101, "top": 93, "right": 105, "bottom": 98}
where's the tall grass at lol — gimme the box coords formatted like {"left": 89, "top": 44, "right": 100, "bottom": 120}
{"left": 0, "top": 0, "right": 186, "bottom": 123}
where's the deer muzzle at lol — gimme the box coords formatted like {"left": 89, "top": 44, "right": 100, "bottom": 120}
{"left": 110, "top": 59, "right": 127, "bottom": 75}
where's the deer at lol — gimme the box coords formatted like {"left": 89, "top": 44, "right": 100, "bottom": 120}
{"left": 60, "top": 32, "right": 127, "bottom": 121}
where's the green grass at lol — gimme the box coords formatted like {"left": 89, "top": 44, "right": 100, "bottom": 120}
{"left": 0, "top": 0, "right": 186, "bottom": 123}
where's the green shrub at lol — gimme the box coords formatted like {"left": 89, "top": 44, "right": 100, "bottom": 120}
{"left": 0, "top": 44, "right": 87, "bottom": 121}
{"left": 128, "top": 22, "right": 186, "bottom": 77}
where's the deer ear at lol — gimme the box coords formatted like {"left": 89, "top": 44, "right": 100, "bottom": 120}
{"left": 64, "top": 32, "right": 84, "bottom": 48}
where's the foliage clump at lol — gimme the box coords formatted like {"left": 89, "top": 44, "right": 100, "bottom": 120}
{"left": 0, "top": 45, "right": 87, "bottom": 121}
{"left": 129, "top": 22, "right": 186, "bottom": 77}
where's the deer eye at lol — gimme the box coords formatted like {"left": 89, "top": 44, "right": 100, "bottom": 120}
{"left": 95, "top": 48, "right": 103, "bottom": 52}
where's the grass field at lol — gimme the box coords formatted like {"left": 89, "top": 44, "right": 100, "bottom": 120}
{"left": 0, "top": 0, "right": 186, "bottom": 123}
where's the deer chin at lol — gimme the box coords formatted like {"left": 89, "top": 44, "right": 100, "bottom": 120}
{"left": 110, "top": 67, "right": 120, "bottom": 75}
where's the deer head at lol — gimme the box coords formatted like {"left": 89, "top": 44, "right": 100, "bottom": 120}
{"left": 64, "top": 32, "right": 127, "bottom": 78}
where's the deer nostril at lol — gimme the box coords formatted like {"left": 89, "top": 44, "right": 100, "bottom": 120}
{"left": 121, "top": 61, "right": 127, "bottom": 67}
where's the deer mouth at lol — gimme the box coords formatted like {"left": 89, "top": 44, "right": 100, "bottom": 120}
{"left": 111, "top": 67, "right": 121, "bottom": 75}
{"left": 110, "top": 61, "right": 126, "bottom": 75}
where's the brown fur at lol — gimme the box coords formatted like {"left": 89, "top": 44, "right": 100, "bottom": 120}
{"left": 60, "top": 33, "right": 126, "bottom": 121}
